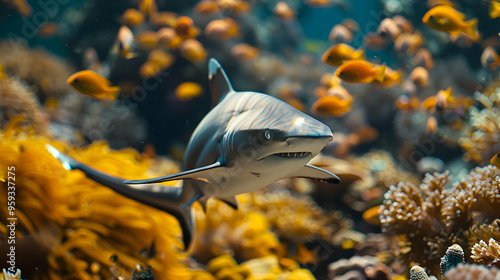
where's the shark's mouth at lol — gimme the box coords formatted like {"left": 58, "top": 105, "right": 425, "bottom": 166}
{"left": 274, "top": 152, "right": 311, "bottom": 158}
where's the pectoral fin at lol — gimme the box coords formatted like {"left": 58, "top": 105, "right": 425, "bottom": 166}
{"left": 290, "top": 164, "right": 341, "bottom": 184}
{"left": 219, "top": 196, "right": 239, "bottom": 210}
{"left": 123, "top": 161, "right": 225, "bottom": 184}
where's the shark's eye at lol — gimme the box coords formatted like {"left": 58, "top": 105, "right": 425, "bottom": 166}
{"left": 264, "top": 130, "right": 272, "bottom": 140}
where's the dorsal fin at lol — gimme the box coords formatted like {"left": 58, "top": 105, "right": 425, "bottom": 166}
{"left": 209, "top": 58, "right": 234, "bottom": 107}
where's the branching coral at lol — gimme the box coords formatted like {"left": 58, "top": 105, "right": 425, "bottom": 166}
{"left": 0, "top": 121, "right": 190, "bottom": 280}
{"left": 380, "top": 166, "right": 500, "bottom": 276}
{"left": 471, "top": 238, "right": 500, "bottom": 268}
{"left": 459, "top": 88, "right": 500, "bottom": 165}
{"left": 0, "top": 78, "right": 48, "bottom": 134}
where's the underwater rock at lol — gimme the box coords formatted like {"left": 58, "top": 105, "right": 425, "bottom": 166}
{"left": 440, "top": 244, "right": 465, "bottom": 276}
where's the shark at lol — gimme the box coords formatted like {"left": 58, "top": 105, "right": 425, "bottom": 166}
{"left": 46, "top": 58, "right": 340, "bottom": 250}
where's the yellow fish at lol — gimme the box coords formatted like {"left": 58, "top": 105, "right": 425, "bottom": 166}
{"left": 422, "top": 5, "right": 479, "bottom": 40}
{"left": 481, "top": 46, "right": 500, "bottom": 70}
{"left": 67, "top": 70, "right": 120, "bottom": 101}
{"left": 114, "top": 25, "right": 136, "bottom": 59}
{"left": 175, "top": 82, "right": 203, "bottom": 101}
{"left": 0, "top": 64, "right": 7, "bottom": 80}
{"left": 490, "top": 0, "right": 500, "bottom": 18}
{"left": 335, "top": 60, "right": 385, "bottom": 83}
{"left": 372, "top": 66, "right": 402, "bottom": 87}
{"left": 321, "top": 43, "right": 364, "bottom": 67}
{"left": 120, "top": 8, "right": 144, "bottom": 27}
{"left": 490, "top": 152, "right": 500, "bottom": 168}
{"left": 311, "top": 95, "right": 353, "bottom": 117}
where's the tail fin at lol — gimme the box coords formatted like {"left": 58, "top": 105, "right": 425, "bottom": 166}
{"left": 374, "top": 65, "right": 385, "bottom": 83}
{"left": 464, "top": 18, "right": 479, "bottom": 41}
{"left": 107, "top": 86, "right": 121, "bottom": 101}
{"left": 45, "top": 144, "right": 194, "bottom": 250}
{"left": 352, "top": 49, "right": 365, "bottom": 60}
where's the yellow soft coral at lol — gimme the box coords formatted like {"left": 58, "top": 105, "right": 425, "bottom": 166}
{"left": 0, "top": 121, "right": 190, "bottom": 280}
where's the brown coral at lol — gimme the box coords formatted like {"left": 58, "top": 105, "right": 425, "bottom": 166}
{"left": 459, "top": 89, "right": 500, "bottom": 165}
{"left": 0, "top": 78, "right": 48, "bottom": 134}
{"left": 444, "top": 264, "right": 500, "bottom": 280}
{"left": 0, "top": 42, "right": 74, "bottom": 99}
{"left": 380, "top": 166, "right": 500, "bottom": 275}
{"left": 471, "top": 238, "right": 500, "bottom": 268}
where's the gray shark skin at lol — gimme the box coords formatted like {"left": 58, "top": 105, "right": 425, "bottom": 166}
{"left": 46, "top": 58, "right": 340, "bottom": 250}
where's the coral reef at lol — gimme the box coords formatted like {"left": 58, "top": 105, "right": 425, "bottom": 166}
{"left": 0, "top": 121, "right": 189, "bottom": 280}
{"left": 459, "top": 88, "right": 500, "bottom": 166}
{"left": 380, "top": 166, "right": 500, "bottom": 275}
{"left": 471, "top": 238, "right": 500, "bottom": 268}
{"left": 240, "top": 189, "right": 355, "bottom": 245}
{"left": 444, "top": 264, "right": 500, "bottom": 280}
{"left": 0, "top": 78, "right": 48, "bottom": 134}
{"left": 0, "top": 42, "right": 74, "bottom": 99}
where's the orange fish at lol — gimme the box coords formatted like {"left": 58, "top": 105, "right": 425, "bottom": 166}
{"left": 135, "top": 30, "right": 158, "bottom": 50}
{"left": 139, "top": 0, "right": 157, "bottom": 16}
{"left": 306, "top": 0, "right": 331, "bottom": 7}
{"left": 481, "top": 46, "right": 500, "bottom": 70}
{"left": 231, "top": 43, "right": 259, "bottom": 61}
{"left": 194, "top": 1, "right": 220, "bottom": 16}
{"left": 421, "top": 86, "right": 455, "bottom": 112}
{"left": 412, "top": 48, "right": 434, "bottom": 70}
{"left": 0, "top": 64, "right": 7, "bottom": 80}
{"left": 217, "top": 0, "right": 250, "bottom": 14}
{"left": 394, "top": 94, "right": 420, "bottom": 112}
{"left": 394, "top": 31, "right": 424, "bottom": 55}
{"left": 274, "top": 1, "right": 295, "bottom": 20}
{"left": 321, "top": 44, "right": 364, "bottom": 67}
{"left": 422, "top": 5, "right": 479, "bottom": 40}
{"left": 490, "top": 152, "right": 500, "bottom": 168}
{"left": 175, "top": 82, "right": 203, "bottom": 101}
{"left": 335, "top": 60, "right": 385, "bottom": 83}
{"left": 37, "top": 22, "right": 58, "bottom": 37}
{"left": 174, "top": 16, "right": 200, "bottom": 39}
{"left": 311, "top": 95, "right": 353, "bottom": 117}
{"left": 139, "top": 49, "right": 175, "bottom": 78}
{"left": 409, "top": 66, "right": 429, "bottom": 87}
{"left": 149, "top": 12, "right": 178, "bottom": 27}
{"left": 156, "top": 27, "right": 182, "bottom": 49}
{"left": 320, "top": 73, "right": 341, "bottom": 88}
{"left": 205, "top": 18, "right": 239, "bottom": 40}
{"left": 490, "top": 1, "right": 500, "bottom": 18}
{"left": 67, "top": 70, "right": 120, "bottom": 101}
{"left": 372, "top": 66, "right": 402, "bottom": 87}
{"left": 362, "top": 205, "right": 381, "bottom": 226}
{"left": 120, "top": 8, "right": 144, "bottom": 27}
{"left": 179, "top": 39, "right": 207, "bottom": 63}
{"left": 377, "top": 18, "right": 401, "bottom": 40}
{"left": 329, "top": 24, "right": 352, "bottom": 43}
{"left": 114, "top": 26, "right": 136, "bottom": 59}
{"left": 341, "top": 18, "right": 360, "bottom": 33}
{"left": 426, "top": 116, "right": 438, "bottom": 134}
{"left": 363, "top": 32, "right": 388, "bottom": 51}
{"left": 392, "top": 15, "right": 413, "bottom": 33}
